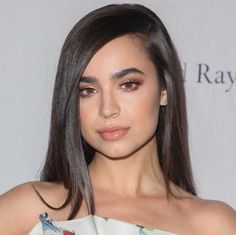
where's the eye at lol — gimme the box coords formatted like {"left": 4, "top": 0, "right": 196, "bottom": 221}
{"left": 119, "top": 79, "right": 143, "bottom": 91}
{"left": 79, "top": 87, "right": 97, "bottom": 98}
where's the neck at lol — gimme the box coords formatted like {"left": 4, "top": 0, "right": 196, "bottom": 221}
{"left": 88, "top": 138, "right": 166, "bottom": 198}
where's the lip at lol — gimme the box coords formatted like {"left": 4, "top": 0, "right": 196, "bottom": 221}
{"left": 97, "top": 126, "right": 130, "bottom": 141}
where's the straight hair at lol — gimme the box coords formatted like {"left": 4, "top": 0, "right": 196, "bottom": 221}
{"left": 39, "top": 3, "right": 196, "bottom": 219}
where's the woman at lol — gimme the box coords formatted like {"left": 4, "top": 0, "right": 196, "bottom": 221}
{"left": 0, "top": 3, "right": 235, "bottom": 235}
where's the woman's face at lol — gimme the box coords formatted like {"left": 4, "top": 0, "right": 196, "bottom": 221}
{"left": 79, "top": 35, "right": 165, "bottom": 158}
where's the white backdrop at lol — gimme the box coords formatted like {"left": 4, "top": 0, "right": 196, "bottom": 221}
{"left": 0, "top": 0, "right": 235, "bottom": 209}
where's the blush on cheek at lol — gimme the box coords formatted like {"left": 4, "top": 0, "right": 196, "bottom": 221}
{"left": 143, "top": 102, "right": 160, "bottom": 127}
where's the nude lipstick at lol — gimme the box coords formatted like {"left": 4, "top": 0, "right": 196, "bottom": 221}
{"left": 97, "top": 126, "right": 130, "bottom": 141}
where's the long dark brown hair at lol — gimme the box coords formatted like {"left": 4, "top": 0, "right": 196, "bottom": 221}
{"left": 39, "top": 3, "right": 196, "bottom": 219}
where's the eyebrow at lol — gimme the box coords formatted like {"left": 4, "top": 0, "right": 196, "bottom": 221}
{"left": 80, "top": 67, "right": 145, "bottom": 83}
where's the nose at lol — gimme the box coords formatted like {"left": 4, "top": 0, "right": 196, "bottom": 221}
{"left": 99, "top": 91, "right": 120, "bottom": 119}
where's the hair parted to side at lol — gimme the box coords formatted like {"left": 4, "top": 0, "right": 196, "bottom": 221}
{"left": 39, "top": 3, "right": 196, "bottom": 219}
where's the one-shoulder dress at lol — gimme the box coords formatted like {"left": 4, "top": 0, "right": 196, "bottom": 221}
{"left": 29, "top": 212, "right": 178, "bottom": 235}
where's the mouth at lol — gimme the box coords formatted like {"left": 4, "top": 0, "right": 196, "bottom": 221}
{"left": 97, "top": 126, "right": 130, "bottom": 141}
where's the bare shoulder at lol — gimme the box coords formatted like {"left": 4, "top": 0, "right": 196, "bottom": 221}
{"left": 31, "top": 180, "right": 68, "bottom": 208}
{"left": 186, "top": 197, "right": 236, "bottom": 235}
{"left": 0, "top": 181, "right": 68, "bottom": 234}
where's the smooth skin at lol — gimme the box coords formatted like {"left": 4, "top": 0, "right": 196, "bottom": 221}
{"left": 0, "top": 35, "right": 236, "bottom": 235}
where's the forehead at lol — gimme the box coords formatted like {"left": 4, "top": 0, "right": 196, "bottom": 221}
{"left": 82, "top": 35, "right": 153, "bottom": 77}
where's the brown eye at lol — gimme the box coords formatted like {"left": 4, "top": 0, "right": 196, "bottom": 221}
{"left": 120, "top": 79, "right": 143, "bottom": 91}
{"left": 79, "top": 87, "right": 97, "bottom": 98}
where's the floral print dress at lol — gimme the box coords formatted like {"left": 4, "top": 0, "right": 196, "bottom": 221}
{"left": 29, "top": 212, "right": 178, "bottom": 235}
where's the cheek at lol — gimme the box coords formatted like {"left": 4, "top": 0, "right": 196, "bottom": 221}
{"left": 125, "top": 90, "right": 160, "bottom": 124}
{"left": 79, "top": 104, "right": 94, "bottom": 136}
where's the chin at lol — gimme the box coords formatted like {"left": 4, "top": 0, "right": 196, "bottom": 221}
{"left": 95, "top": 143, "right": 145, "bottom": 160}
{"left": 95, "top": 149, "right": 129, "bottom": 159}
{"left": 89, "top": 132, "right": 157, "bottom": 160}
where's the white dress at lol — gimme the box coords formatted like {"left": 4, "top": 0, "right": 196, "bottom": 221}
{"left": 29, "top": 212, "right": 178, "bottom": 235}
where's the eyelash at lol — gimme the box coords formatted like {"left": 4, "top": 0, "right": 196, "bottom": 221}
{"left": 119, "top": 79, "right": 143, "bottom": 91}
{"left": 79, "top": 87, "right": 97, "bottom": 98}
{"left": 79, "top": 79, "right": 143, "bottom": 98}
